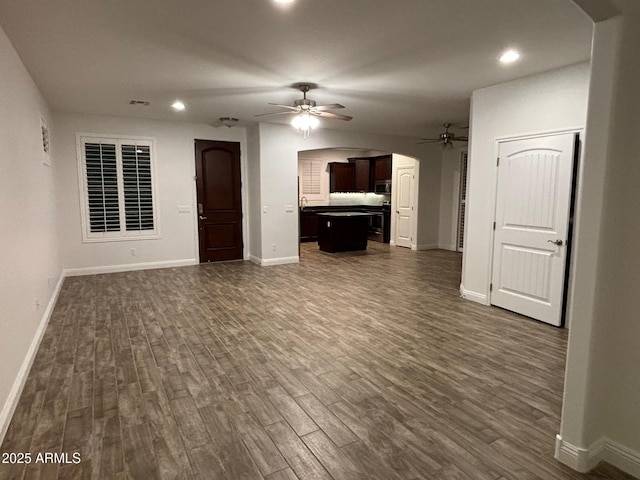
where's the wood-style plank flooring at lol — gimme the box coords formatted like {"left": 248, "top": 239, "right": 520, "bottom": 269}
{"left": 1, "top": 243, "right": 635, "bottom": 480}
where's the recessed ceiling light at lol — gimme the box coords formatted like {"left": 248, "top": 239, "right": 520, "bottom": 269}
{"left": 499, "top": 49, "right": 521, "bottom": 64}
{"left": 172, "top": 100, "right": 186, "bottom": 111}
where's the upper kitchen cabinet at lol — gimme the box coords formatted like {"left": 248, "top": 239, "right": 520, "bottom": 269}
{"left": 329, "top": 162, "right": 355, "bottom": 192}
{"left": 372, "top": 155, "right": 392, "bottom": 181}
{"left": 348, "top": 157, "right": 372, "bottom": 192}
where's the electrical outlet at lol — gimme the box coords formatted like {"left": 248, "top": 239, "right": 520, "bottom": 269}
{"left": 272, "top": 244, "right": 277, "bottom": 251}
{"left": 34, "top": 299, "right": 40, "bottom": 311}
{"left": 130, "top": 248, "right": 137, "bottom": 256}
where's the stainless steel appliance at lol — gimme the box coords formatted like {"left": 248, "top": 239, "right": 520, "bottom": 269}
{"left": 374, "top": 180, "right": 391, "bottom": 194}
{"left": 368, "top": 211, "right": 385, "bottom": 242}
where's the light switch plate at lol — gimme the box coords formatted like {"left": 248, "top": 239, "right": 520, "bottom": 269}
{"left": 285, "top": 205, "right": 294, "bottom": 213}
{"left": 178, "top": 205, "right": 191, "bottom": 213}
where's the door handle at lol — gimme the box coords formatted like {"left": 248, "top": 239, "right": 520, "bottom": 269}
{"left": 547, "top": 239, "right": 564, "bottom": 246}
{"left": 199, "top": 215, "right": 207, "bottom": 220}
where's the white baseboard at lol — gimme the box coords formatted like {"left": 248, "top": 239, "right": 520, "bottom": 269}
{"left": 260, "top": 256, "right": 299, "bottom": 266}
{"left": 460, "top": 285, "right": 488, "bottom": 304}
{"left": 601, "top": 438, "right": 640, "bottom": 477}
{"left": 0, "top": 272, "right": 65, "bottom": 446}
{"left": 438, "top": 243, "right": 457, "bottom": 251}
{"left": 248, "top": 255, "right": 262, "bottom": 265}
{"left": 64, "top": 258, "right": 197, "bottom": 276}
{"left": 556, "top": 434, "right": 640, "bottom": 477}
{"left": 412, "top": 244, "right": 438, "bottom": 251}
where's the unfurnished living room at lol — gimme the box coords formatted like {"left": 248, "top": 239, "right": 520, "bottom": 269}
{"left": 1, "top": 1, "right": 640, "bottom": 479}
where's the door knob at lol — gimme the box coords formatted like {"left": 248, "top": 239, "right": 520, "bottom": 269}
{"left": 199, "top": 215, "right": 207, "bottom": 220}
{"left": 547, "top": 239, "right": 564, "bottom": 246}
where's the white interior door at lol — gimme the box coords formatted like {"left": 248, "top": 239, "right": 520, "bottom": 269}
{"left": 395, "top": 166, "right": 415, "bottom": 248}
{"left": 491, "top": 132, "right": 576, "bottom": 326}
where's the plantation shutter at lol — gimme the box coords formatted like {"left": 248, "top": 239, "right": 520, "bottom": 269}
{"left": 457, "top": 151, "right": 468, "bottom": 251}
{"left": 79, "top": 135, "right": 158, "bottom": 241}
{"left": 122, "top": 144, "right": 154, "bottom": 231}
{"left": 84, "top": 142, "right": 121, "bottom": 232}
{"left": 300, "top": 160, "right": 322, "bottom": 195}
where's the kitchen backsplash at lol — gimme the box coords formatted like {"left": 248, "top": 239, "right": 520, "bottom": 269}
{"left": 329, "top": 192, "right": 390, "bottom": 206}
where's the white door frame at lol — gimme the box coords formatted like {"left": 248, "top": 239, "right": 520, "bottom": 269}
{"left": 488, "top": 128, "right": 582, "bottom": 325}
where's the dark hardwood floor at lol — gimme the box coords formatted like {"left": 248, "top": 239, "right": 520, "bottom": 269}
{"left": 0, "top": 242, "right": 635, "bottom": 479}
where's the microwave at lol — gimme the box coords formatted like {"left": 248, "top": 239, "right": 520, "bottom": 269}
{"left": 374, "top": 180, "right": 391, "bottom": 194}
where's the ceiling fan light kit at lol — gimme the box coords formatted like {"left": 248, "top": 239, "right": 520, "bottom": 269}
{"left": 218, "top": 117, "right": 239, "bottom": 128}
{"left": 256, "top": 83, "right": 352, "bottom": 138}
{"left": 418, "top": 123, "right": 469, "bottom": 147}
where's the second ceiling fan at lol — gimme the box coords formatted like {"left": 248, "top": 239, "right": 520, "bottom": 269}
{"left": 418, "top": 123, "right": 468, "bottom": 146}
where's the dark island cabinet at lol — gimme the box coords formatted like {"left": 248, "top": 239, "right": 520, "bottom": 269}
{"left": 299, "top": 210, "right": 319, "bottom": 242}
{"left": 329, "top": 162, "right": 355, "bottom": 192}
{"left": 318, "top": 212, "right": 370, "bottom": 253}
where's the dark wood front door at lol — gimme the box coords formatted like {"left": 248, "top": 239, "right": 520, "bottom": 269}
{"left": 195, "top": 140, "right": 243, "bottom": 262}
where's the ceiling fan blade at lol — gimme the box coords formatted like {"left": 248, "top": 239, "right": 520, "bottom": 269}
{"left": 254, "top": 110, "right": 297, "bottom": 118}
{"left": 455, "top": 136, "right": 469, "bottom": 142}
{"left": 416, "top": 139, "right": 441, "bottom": 144}
{"left": 315, "top": 111, "right": 353, "bottom": 121}
{"left": 313, "top": 103, "right": 346, "bottom": 111}
{"left": 267, "top": 103, "right": 300, "bottom": 111}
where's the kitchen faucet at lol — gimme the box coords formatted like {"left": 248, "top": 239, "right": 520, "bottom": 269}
{"left": 300, "top": 196, "right": 308, "bottom": 208}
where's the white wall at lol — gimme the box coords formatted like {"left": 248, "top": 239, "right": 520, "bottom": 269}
{"left": 0, "top": 25, "right": 60, "bottom": 440}
{"left": 439, "top": 146, "right": 467, "bottom": 251}
{"left": 53, "top": 112, "right": 249, "bottom": 273}
{"left": 461, "top": 62, "right": 590, "bottom": 303}
{"left": 255, "top": 122, "right": 441, "bottom": 264}
{"left": 558, "top": 2, "right": 640, "bottom": 476}
{"left": 246, "top": 125, "right": 262, "bottom": 262}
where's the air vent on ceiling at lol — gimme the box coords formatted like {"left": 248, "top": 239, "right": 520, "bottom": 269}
{"left": 129, "top": 100, "right": 150, "bottom": 106}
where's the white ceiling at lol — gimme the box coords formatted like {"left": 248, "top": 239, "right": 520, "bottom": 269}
{"left": 0, "top": 0, "right": 593, "bottom": 138}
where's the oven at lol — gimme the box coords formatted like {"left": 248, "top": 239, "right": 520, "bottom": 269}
{"left": 367, "top": 211, "right": 385, "bottom": 242}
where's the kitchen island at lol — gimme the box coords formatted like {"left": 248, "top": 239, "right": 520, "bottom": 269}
{"left": 317, "top": 212, "right": 371, "bottom": 253}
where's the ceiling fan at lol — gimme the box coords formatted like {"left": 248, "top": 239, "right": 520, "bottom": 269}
{"left": 256, "top": 83, "right": 352, "bottom": 137}
{"left": 418, "top": 123, "right": 468, "bottom": 146}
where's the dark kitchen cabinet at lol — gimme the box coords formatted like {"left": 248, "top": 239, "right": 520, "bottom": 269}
{"left": 299, "top": 210, "right": 319, "bottom": 242}
{"left": 329, "top": 162, "right": 355, "bottom": 192}
{"left": 373, "top": 155, "right": 392, "bottom": 181}
{"left": 317, "top": 212, "right": 370, "bottom": 253}
{"left": 349, "top": 158, "right": 372, "bottom": 192}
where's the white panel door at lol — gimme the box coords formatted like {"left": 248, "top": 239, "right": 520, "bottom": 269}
{"left": 395, "top": 166, "right": 414, "bottom": 248}
{"left": 491, "top": 133, "right": 576, "bottom": 326}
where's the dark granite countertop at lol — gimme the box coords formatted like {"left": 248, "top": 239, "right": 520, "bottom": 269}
{"left": 316, "top": 212, "right": 373, "bottom": 217}
{"left": 301, "top": 204, "right": 390, "bottom": 213}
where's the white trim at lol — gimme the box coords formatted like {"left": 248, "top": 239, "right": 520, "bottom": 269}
{"left": 76, "top": 133, "right": 161, "bottom": 243}
{"left": 601, "top": 438, "right": 640, "bottom": 478}
{"left": 555, "top": 435, "right": 640, "bottom": 477}
{"left": 554, "top": 434, "right": 601, "bottom": 473}
{"left": 0, "top": 272, "right": 65, "bottom": 445}
{"left": 460, "top": 286, "right": 488, "bottom": 304}
{"left": 412, "top": 244, "right": 438, "bottom": 251}
{"left": 260, "top": 256, "right": 299, "bottom": 266}
{"left": 495, "top": 127, "right": 584, "bottom": 143}
{"left": 438, "top": 243, "right": 458, "bottom": 251}
{"left": 63, "top": 258, "right": 197, "bottom": 277}
{"left": 248, "top": 255, "right": 262, "bottom": 265}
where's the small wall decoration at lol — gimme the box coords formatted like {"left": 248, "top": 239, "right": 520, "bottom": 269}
{"left": 40, "top": 116, "right": 50, "bottom": 165}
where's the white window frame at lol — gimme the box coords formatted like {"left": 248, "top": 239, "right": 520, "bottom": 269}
{"left": 76, "top": 133, "right": 160, "bottom": 243}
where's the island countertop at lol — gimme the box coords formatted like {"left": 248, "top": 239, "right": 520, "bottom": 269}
{"left": 316, "top": 212, "right": 372, "bottom": 217}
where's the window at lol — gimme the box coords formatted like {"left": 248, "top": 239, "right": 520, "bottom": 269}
{"left": 77, "top": 134, "right": 159, "bottom": 242}
{"left": 298, "top": 159, "right": 327, "bottom": 203}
